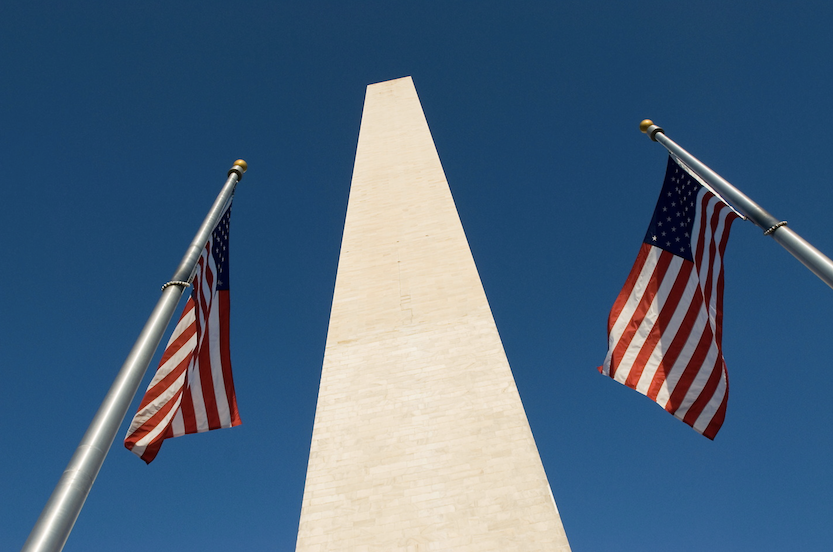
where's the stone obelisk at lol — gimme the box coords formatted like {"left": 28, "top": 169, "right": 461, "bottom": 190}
{"left": 295, "top": 76, "right": 570, "bottom": 551}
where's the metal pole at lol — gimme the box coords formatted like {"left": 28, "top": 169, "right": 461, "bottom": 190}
{"left": 640, "top": 120, "right": 833, "bottom": 290}
{"left": 21, "top": 160, "right": 248, "bottom": 552}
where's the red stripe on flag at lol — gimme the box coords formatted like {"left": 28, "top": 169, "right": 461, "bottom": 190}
{"left": 124, "top": 385, "right": 184, "bottom": 444}
{"left": 218, "top": 292, "right": 241, "bottom": 427}
{"left": 607, "top": 247, "right": 672, "bottom": 379}
{"left": 664, "top": 297, "right": 714, "bottom": 414}
{"left": 624, "top": 254, "right": 692, "bottom": 389}
{"left": 703, "top": 376, "right": 729, "bottom": 439}
{"left": 197, "top": 332, "right": 222, "bottom": 430}
{"left": 134, "top": 325, "right": 195, "bottom": 409}
{"left": 644, "top": 272, "right": 700, "bottom": 401}
{"left": 681, "top": 355, "right": 724, "bottom": 430}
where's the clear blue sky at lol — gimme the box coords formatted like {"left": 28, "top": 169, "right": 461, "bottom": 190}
{"left": 4, "top": 2, "right": 832, "bottom": 550}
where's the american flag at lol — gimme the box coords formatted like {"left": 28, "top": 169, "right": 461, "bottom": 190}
{"left": 125, "top": 201, "right": 241, "bottom": 463}
{"left": 599, "top": 156, "right": 739, "bottom": 439}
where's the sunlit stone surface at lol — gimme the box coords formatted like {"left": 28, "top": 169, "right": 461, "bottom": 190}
{"left": 295, "top": 76, "right": 570, "bottom": 552}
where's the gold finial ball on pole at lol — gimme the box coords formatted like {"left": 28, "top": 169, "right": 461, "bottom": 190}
{"left": 228, "top": 159, "right": 248, "bottom": 179}
{"left": 639, "top": 119, "right": 654, "bottom": 133}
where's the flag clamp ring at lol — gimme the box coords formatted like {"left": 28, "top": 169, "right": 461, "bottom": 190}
{"left": 763, "top": 221, "right": 788, "bottom": 236}
{"left": 161, "top": 280, "right": 191, "bottom": 291}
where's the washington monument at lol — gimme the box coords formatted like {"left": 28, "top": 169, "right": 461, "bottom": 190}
{"left": 295, "top": 76, "right": 571, "bottom": 551}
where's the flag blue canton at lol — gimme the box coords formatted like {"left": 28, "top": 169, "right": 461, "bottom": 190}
{"left": 643, "top": 157, "right": 702, "bottom": 262}
{"left": 212, "top": 205, "right": 231, "bottom": 291}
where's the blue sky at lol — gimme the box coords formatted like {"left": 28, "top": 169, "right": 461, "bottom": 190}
{"left": 3, "top": 2, "right": 832, "bottom": 550}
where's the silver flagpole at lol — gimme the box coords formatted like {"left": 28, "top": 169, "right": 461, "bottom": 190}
{"left": 21, "top": 160, "right": 248, "bottom": 552}
{"left": 640, "top": 120, "right": 833, "bottom": 290}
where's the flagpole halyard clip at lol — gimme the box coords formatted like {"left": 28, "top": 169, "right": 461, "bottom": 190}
{"left": 161, "top": 280, "right": 191, "bottom": 291}
{"left": 763, "top": 221, "right": 788, "bottom": 236}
